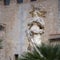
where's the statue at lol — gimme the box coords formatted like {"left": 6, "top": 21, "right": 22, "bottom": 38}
{"left": 26, "top": 5, "right": 46, "bottom": 57}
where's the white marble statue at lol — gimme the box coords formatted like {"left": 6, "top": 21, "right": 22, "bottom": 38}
{"left": 26, "top": 6, "right": 46, "bottom": 56}
{"left": 26, "top": 6, "right": 46, "bottom": 57}
{"left": 26, "top": 7, "right": 46, "bottom": 54}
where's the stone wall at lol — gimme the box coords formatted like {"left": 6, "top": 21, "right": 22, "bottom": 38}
{"left": 0, "top": 0, "right": 58, "bottom": 60}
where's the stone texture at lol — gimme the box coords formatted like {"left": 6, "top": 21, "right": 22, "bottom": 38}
{"left": 0, "top": 0, "right": 59, "bottom": 60}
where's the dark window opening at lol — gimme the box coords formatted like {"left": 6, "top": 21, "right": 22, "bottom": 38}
{"left": 17, "top": 0, "right": 23, "bottom": 4}
{"left": 31, "top": 0, "right": 36, "bottom": 2}
{"left": 4, "top": 0, "right": 10, "bottom": 5}
{"left": 15, "top": 54, "right": 18, "bottom": 60}
{"left": 0, "top": 25, "right": 5, "bottom": 31}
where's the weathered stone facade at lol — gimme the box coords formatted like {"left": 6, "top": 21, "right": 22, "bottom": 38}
{"left": 0, "top": 0, "right": 59, "bottom": 60}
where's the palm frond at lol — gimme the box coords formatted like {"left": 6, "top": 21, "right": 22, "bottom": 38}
{"left": 0, "top": 39, "right": 3, "bottom": 49}
{"left": 19, "top": 44, "right": 60, "bottom": 60}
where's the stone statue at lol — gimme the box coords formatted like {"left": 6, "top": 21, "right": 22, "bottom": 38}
{"left": 26, "top": 6, "right": 46, "bottom": 57}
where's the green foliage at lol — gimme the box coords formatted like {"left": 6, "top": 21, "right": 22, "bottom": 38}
{"left": 0, "top": 39, "right": 3, "bottom": 49}
{"left": 19, "top": 44, "right": 60, "bottom": 60}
